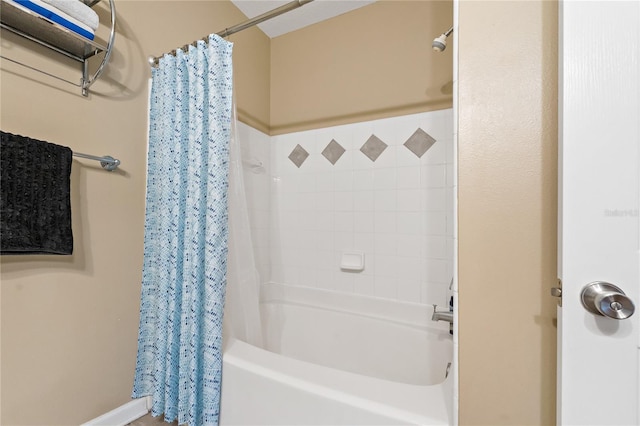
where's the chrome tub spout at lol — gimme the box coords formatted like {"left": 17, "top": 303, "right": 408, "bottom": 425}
{"left": 431, "top": 304, "right": 453, "bottom": 323}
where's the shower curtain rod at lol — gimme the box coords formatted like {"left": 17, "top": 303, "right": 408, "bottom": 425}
{"left": 148, "top": 0, "right": 314, "bottom": 68}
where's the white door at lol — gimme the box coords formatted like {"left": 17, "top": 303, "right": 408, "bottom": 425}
{"left": 558, "top": 0, "right": 640, "bottom": 424}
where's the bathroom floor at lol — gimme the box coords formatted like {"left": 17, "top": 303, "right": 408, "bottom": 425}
{"left": 127, "top": 413, "right": 178, "bottom": 425}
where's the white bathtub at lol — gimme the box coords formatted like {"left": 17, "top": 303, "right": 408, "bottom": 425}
{"left": 220, "top": 283, "right": 453, "bottom": 425}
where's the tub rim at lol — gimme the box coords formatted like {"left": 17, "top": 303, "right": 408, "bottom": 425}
{"left": 223, "top": 337, "right": 453, "bottom": 425}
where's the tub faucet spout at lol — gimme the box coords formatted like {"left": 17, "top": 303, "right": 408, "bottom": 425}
{"left": 431, "top": 304, "right": 453, "bottom": 323}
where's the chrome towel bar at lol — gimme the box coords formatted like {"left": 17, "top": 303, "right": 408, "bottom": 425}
{"left": 73, "top": 151, "right": 120, "bottom": 171}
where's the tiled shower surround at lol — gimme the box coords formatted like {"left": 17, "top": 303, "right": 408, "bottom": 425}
{"left": 238, "top": 109, "right": 454, "bottom": 306}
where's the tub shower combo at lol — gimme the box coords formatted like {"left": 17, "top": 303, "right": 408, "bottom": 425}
{"left": 220, "top": 104, "right": 455, "bottom": 424}
{"left": 139, "top": 1, "right": 455, "bottom": 424}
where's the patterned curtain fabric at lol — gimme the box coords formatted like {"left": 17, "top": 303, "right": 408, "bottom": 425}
{"left": 132, "top": 34, "right": 233, "bottom": 426}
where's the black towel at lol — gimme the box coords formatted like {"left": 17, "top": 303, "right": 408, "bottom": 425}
{"left": 1, "top": 131, "right": 73, "bottom": 255}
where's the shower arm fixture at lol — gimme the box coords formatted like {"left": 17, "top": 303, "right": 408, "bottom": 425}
{"left": 432, "top": 26, "right": 454, "bottom": 53}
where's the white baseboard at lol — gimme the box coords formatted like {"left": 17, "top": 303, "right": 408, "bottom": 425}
{"left": 81, "top": 397, "right": 152, "bottom": 426}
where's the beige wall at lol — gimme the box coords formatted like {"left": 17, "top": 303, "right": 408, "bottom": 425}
{"left": 457, "top": 1, "right": 558, "bottom": 424}
{"left": 0, "top": 2, "right": 269, "bottom": 424}
{"left": 270, "top": 0, "right": 454, "bottom": 134}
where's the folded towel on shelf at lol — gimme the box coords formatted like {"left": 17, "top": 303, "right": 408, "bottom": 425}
{"left": 0, "top": 131, "right": 74, "bottom": 255}
{"left": 8, "top": 0, "right": 95, "bottom": 40}
{"left": 41, "top": 0, "right": 99, "bottom": 31}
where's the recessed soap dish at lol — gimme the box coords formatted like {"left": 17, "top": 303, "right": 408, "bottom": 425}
{"left": 340, "top": 251, "right": 365, "bottom": 272}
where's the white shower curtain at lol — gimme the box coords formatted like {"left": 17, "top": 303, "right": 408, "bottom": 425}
{"left": 224, "top": 104, "right": 264, "bottom": 348}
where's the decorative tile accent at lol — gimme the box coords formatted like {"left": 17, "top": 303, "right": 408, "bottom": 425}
{"left": 360, "top": 134, "right": 387, "bottom": 162}
{"left": 404, "top": 128, "right": 436, "bottom": 158}
{"left": 322, "top": 139, "right": 346, "bottom": 165}
{"left": 288, "top": 144, "right": 309, "bottom": 168}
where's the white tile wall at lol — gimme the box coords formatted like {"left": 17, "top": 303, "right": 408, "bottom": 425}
{"left": 267, "top": 109, "right": 455, "bottom": 306}
{"left": 237, "top": 111, "right": 453, "bottom": 305}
